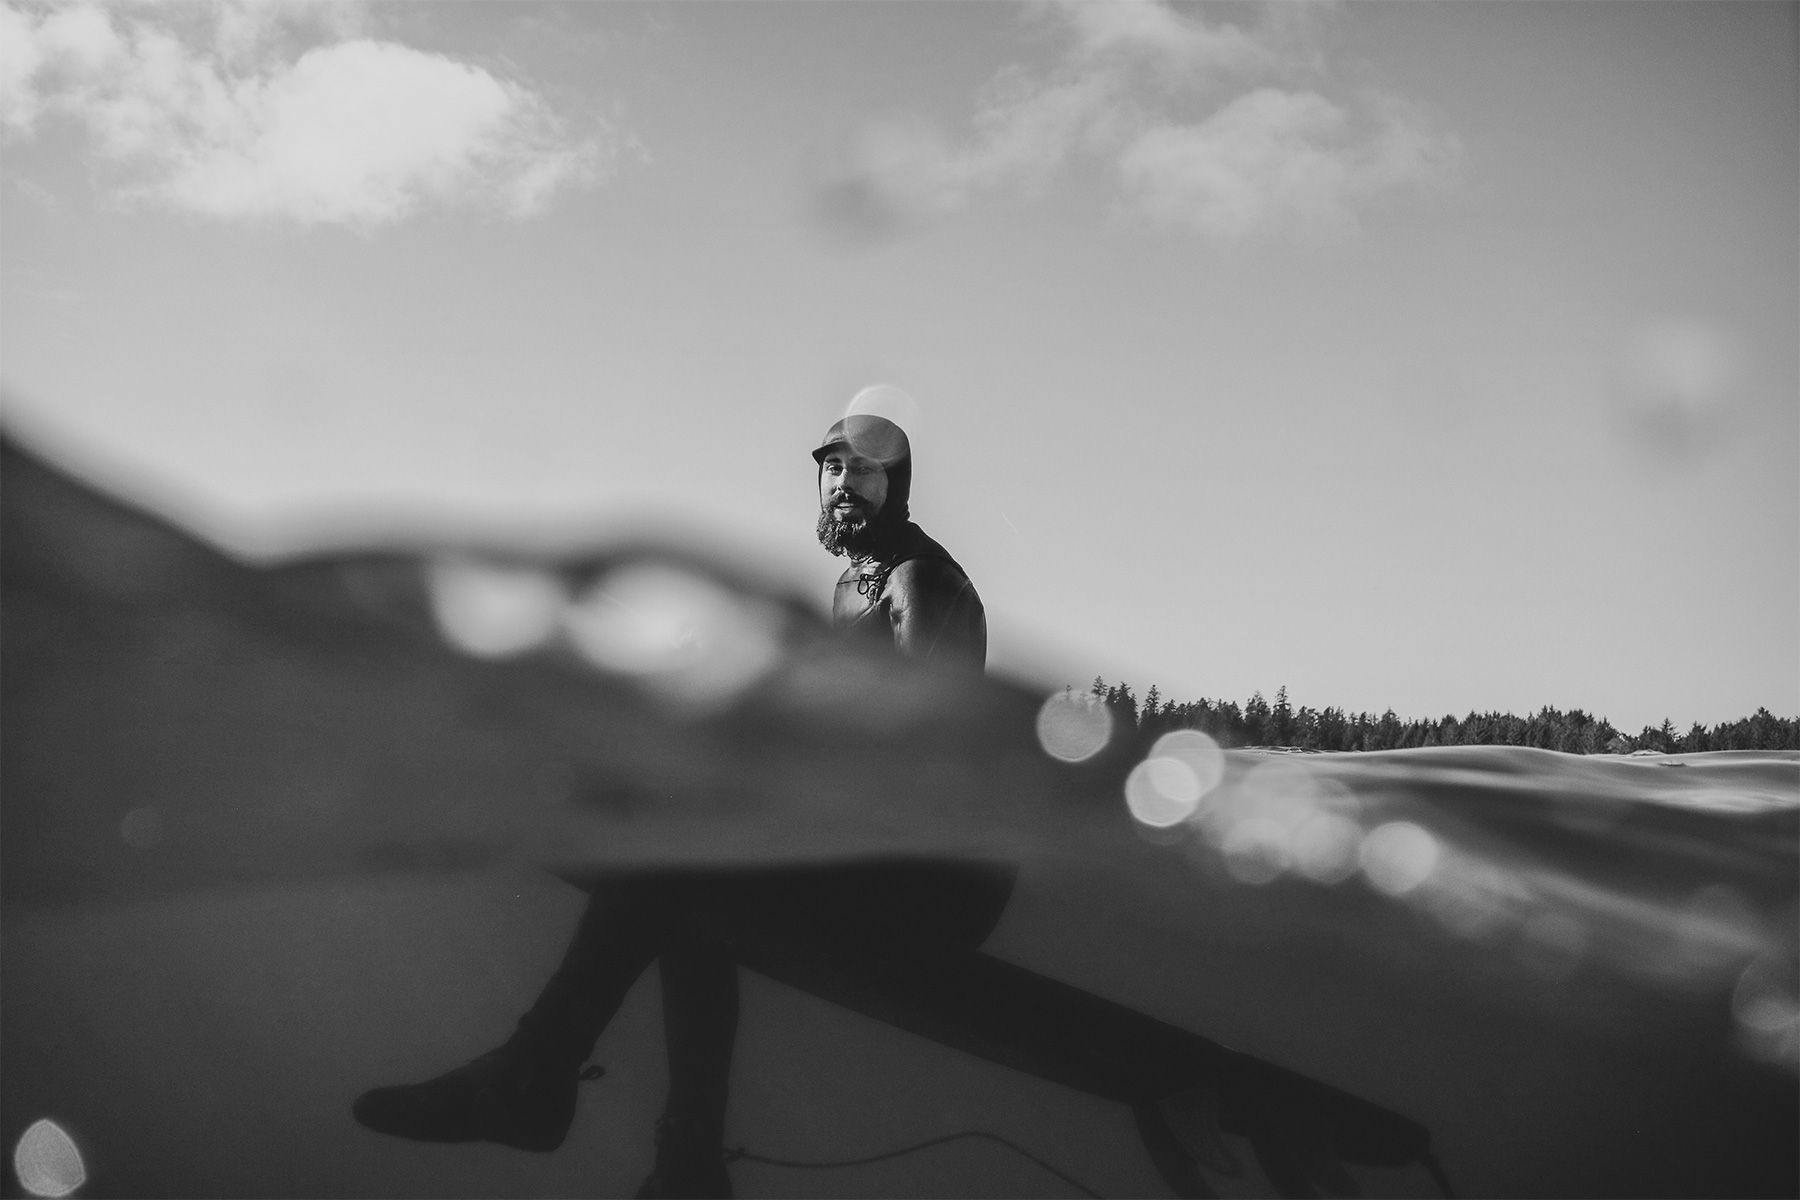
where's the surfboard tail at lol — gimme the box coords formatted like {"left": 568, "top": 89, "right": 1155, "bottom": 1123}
{"left": 732, "top": 932, "right": 1438, "bottom": 1197}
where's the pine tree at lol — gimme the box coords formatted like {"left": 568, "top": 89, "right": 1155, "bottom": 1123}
{"left": 1114, "top": 684, "right": 1139, "bottom": 727}
{"left": 1294, "top": 705, "right": 1321, "bottom": 750}
{"left": 1217, "top": 700, "right": 1243, "bottom": 745}
{"left": 1055, "top": 681, "right": 1794, "bottom": 755}
{"left": 1244, "top": 691, "right": 1271, "bottom": 744}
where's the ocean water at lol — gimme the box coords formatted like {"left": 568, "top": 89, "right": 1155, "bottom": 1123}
{"left": 4, "top": 748, "right": 1795, "bottom": 1198}
{"left": 4, "top": 433, "right": 1797, "bottom": 1197}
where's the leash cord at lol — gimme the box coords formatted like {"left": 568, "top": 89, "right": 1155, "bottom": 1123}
{"left": 724, "top": 1131, "right": 1458, "bottom": 1200}
{"left": 1423, "top": 1149, "right": 1459, "bottom": 1199}
{"left": 725, "top": 1130, "right": 1105, "bottom": 1199}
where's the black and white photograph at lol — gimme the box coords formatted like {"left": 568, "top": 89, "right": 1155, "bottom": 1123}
{"left": 2, "top": 2, "right": 1796, "bottom": 1197}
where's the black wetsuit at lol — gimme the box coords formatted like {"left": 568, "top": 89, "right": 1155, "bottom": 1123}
{"left": 831, "top": 520, "right": 988, "bottom": 668}
{"left": 510, "top": 519, "right": 1015, "bottom": 1114}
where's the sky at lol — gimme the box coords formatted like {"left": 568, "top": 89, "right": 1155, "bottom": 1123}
{"left": 1, "top": 0, "right": 1795, "bottom": 734}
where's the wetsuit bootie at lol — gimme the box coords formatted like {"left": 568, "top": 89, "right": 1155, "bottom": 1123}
{"left": 634, "top": 1114, "right": 733, "bottom": 1198}
{"left": 351, "top": 1042, "right": 593, "bottom": 1152}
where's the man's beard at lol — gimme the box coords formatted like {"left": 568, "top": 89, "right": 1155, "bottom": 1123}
{"left": 816, "top": 498, "right": 887, "bottom": 558}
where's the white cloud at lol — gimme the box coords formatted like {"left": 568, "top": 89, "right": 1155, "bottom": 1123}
{"left": 815, "top": 0, "right": 1459, "bottom": 244}
{"left": 1117, "top": 88, "right": 1459, "bottom": 240}
{"left": 2, "top": 2, "right": 124, "bottom": 135}
{"left": 964, "top": 64, "right": 1124, "bottom": 193}
{"left": 0, "top": 0, "right": 611, "bottom": 227}
{"left": 0, "top": 3, "right": 45, "bottom": 133}
{"left": 1052, "top": 0, "right": 1276, "bottom": 79}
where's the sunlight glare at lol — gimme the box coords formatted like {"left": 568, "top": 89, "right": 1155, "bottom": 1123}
{"left": 1221, "top": 816, "right": 1291, "bottom": 885}
{"left": 1150, "top": 730, "right": 1226, "bottom": 797}
{"left": 1125, "top": 755, "right": 1201, "bottom": 828}
{"left": 1199, "top": 758, "right": 1360, "bottom": 882}
{"left": 1418, "top": 857, "right": 1526, "bottom": 941}
{"left": 1732, "top": 955, "right": 1799, "bottom": 1068}
{"left": 564, "top": 564, "right": 783, "bottom": 710}
{"left": 1036, "top": 691, "right": 1112, "bottom": 762}
{"left": 845, "top": 383, "right": 923, "bottom": 438}
{"left": 428, "top": 557, "right": 567, "bottom": 658}
{"left": 1290, "top": 810, "right": 1362, "bottom": 885}
{"left": 1662, "top": 885, "right": 1766, "bottom": 985}
{"left": 1125, "top": 730, "right": 1227, "bottom": 828}
{"left": 1358, "top": 821, "right": 1441, "bottom": 897}
{"left": 14, "top": 1119, "right": 85, "bottom": 1199}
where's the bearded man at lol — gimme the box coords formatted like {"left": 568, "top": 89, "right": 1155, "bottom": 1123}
{"left": 815, "top": 414, "right": 986, "bottom": 665}
{"left": 353, "top": 413, "right": 1014, "bottom": 1197}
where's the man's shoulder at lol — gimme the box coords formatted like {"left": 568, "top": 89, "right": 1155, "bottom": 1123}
{"left": 887, "top": 553, "right": 968, "bottom": 585}
{"left": 887, "top": 523, "right": 965, "bottom": 573}
{"left": 885, "top": 551, "right": 979, "bottom": 611}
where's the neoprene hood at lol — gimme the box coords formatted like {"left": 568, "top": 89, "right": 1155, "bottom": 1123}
{"left": 812, "top": 413, "right": 912, "bottom": 522}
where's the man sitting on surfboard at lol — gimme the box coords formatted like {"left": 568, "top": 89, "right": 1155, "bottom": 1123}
{"left": 352, "top": 413, "right": 1015, "bottom": 1197}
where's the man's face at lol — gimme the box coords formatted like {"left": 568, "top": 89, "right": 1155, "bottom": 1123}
{"left": 819, "top": 450, "right": 889, "bottom": 519}
{"left": 816, "top": 449, "right": 889, "bottom": 556}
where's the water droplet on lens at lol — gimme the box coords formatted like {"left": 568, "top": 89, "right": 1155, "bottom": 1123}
{"left": 1290, "top": 811, "right": 1362, "bottom": 885}
{"left": 1732, "top": 955, "right": 1800, "bottom": 1054}
{"left": 120, "top": 806, "right": 163, "bottom": 850}
{"left": 14, "top": 1119, "right": 85, "bottom": 1198}
{"left": 564, "top": 564, "right": 782, "bottom": 710}
{"left": 1125, "top": 756, "right": 1201, "bottom": 827}
{"left": 1221, "top": 817, "right": 1290, "bottom": 885}
{"left": 428, "top": 557, "right": 566, "bottom": 658}
{"left": 1518, "top": 910, "right": 1589, "bottom": 979}
{"left": 1036, "top": 692, "right": 1112, "bottom": 762}
{"left": 845, "top": 383, "right": 922, "bottom": 436}
{"left": 1358, "top": 821, "right": 1440, "bottom": 897}
{"left": 1149, "top": 729, "right": 1225, "bottom": 796}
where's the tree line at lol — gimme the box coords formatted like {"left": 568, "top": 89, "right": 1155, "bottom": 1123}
{"left": 1079, "top": 679, "right": 1799, "bottom": 754}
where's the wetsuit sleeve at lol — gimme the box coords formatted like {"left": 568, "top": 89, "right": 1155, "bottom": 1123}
{"left": 883, "top": 558, "right": 987, "bottom": 672}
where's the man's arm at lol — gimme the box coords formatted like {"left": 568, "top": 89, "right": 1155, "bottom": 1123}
{"left": 884, "top": 558, "right": 987, "bottom": 671}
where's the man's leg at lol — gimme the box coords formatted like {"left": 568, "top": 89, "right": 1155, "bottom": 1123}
{"left": 509, "top": 878, "right": 676, "bottom": 1063}
{"left": 352, "top": 861, "right": 1013, "bottom": 1172}
{"left": 637, "top": 935, "right": 739, "bottom": 1198}
{"left": 353, "top": 878, "right": 678, "bottom": 1152}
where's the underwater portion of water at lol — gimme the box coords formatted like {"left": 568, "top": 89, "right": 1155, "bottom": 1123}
{"left": 5, "top": 747, "right": 1793, "bottom": 1198}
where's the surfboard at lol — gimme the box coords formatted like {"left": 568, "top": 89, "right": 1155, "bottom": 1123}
{"left": 728, "top": 932, "right": 1441, "bottom": 1198}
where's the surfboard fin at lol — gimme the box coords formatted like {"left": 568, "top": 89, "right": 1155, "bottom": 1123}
{"left": 1134, "top": 1086, "right": 1238, "bottom": 1198}
{"left": 1246, "top": 1117, "right": 1361, "bottom": 1199}
{"left": 1139, "top": 1080, "right": 1374, "bottom": 1200}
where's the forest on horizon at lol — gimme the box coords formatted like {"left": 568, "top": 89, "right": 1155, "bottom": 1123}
{"left": 1076, "top": 680, "right": 1800, "bottom": 754}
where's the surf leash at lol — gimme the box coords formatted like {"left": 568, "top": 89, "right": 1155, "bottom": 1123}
{"left": 725, "top": 1129, "right": 1105, "bottom": 1199}
{"left": 727, "top": 1130, "right": 1460, "bottom": 1200}
{"left": 1422, "top": 1149, "right": 1459, "bottom": 1198}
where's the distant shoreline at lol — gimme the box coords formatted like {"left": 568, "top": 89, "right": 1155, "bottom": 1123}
{"left": 1075, "top": 680, "right": 1800, "bottom": 755}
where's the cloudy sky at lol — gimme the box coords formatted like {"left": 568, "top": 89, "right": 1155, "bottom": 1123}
{"left": 2, "top": 0, "right": 1795, "bottom": 733}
